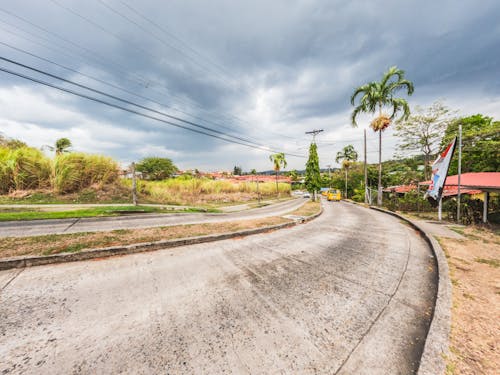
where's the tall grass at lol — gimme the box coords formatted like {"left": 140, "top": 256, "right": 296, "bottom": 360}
{"left": 0, "top": 146, "right": 51, "bottom": 193}
{"left": 0, "top": 146, "right": 119, "bottom": 194}
{"left": 126, "top": 177, "right": 291, "bottom": 205}
{"left": 53, "top": 153, "right": 119, "bottom": 193}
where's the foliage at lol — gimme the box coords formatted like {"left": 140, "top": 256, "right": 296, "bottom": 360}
{"left": 394, "top": 101, "right": 456, "bottom": 179}
{"left": 350, "top": 66, "right": 414, "bottom": 204}
{"left": 385, "top": 191, "right": 433, "bottom": 212}
{"left": 136, "top": 157, "right": 178, "bottom": 180}
{"left": 0, "top": 146, "right": 52, "bottom": 193}
{"left": 55, "top": 138, "right": 72, "bottom": 155}
{"left": 350, "top": 66, "right": 414, "bottom": 127}
{"left": 335, "top": 144, "right": 359, "bottom": 198}
{"left": 269, "top": 152, "right": 287, "bottom": 195}
{"left": 233, "top": 165, "right": 242, "bottom": 175}
{"left": 269, "top": 152, "right": 287, "bottom": 172}
{"left": 54, "top": 153, "right": 119, "bottom": 193}
{"left": 305, "top": 143, "right": 321, "bottom": 194}
{"left": 335, "top": 145, "right": 358, "bottom": 168}
{"left": 441, "top": 114, "right": 500, "bottom": 174}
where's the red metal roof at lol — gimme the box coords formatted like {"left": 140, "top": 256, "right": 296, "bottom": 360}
{"left": 421, "top": 172, "right": 500, "bottom": 189}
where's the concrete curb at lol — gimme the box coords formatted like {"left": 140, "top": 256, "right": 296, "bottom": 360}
{"left": 369, "top": 206, "right": 451, "bottom": 375}
{"left": 0, "top": 207, "right": 323, "bottom": 271}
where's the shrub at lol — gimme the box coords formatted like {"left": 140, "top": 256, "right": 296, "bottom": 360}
{"left": 54, "top": 153, "right": 119, "bottom": 193}
{"left": 0, "top": 146, "right": 51, "bottom": 193}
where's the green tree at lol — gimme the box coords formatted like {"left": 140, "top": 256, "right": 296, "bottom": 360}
{"left": 233, "top": 165, "right": 242, "bottom": 175}
{"left": 136, "top": 157, "right": 178, "bottom": 180}
{"left": 55, "top": 138, "right": 72, "bottom": 155}
{"left": 335, "top": 145, "right": 358, "bottom": 198}
{"left": 441, "top": 114, "right": 500, "bottom": 174}
{"left": 394, "top": 101, "right": 456, "bottom": 180}
{"left": 269, "top": 152, "right": 287, "bottom": 196}
{"left": 305, "top": 143, "right": 321, "bottom": 199}
{"left": 351, "top": 66, "right": 414, "bottom": 205}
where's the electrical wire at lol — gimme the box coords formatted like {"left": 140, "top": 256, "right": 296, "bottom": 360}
{"left": 0, "top": 56, "right": 294, "bottom": 151}
{"left": 0, "top": 65, "right": 305, "bottom": 158}
{"left": 0, "top": 41, "right": 289, "bottom": 148}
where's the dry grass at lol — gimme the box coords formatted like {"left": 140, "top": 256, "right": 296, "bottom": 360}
{"left": 288, "top": 200, "right": 321, "bottom": 217}
{"left": 439, "top": 225, "right": 500, "bottom": 374}
{"left": 0, "top": 217, "right": 290, "bottom": 259}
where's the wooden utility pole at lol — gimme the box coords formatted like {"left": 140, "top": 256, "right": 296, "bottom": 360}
{"left": 305, "top": 129, "right": 324, "bottom": 142}
{"left": 131, "top": 162, "right": 137, "bottom": 206}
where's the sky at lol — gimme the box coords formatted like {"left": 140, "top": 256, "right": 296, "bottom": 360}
{"left": 0, "top": 0, "right": 499, "bottom": 172}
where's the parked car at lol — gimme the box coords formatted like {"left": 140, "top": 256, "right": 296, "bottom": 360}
{"left": 327, "top": 189, "right": 341, "bottom": 201}
{"left": 303, "top": 192, "right": 311, "bottom": 198}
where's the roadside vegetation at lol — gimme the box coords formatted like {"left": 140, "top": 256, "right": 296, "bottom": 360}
{"left": 0, "top": 136, "right": 291, "bottom": 208}
{"left": 0, "top": 205, "right": 216, "bottom": 221}
{"left": 437, "top": 225, "right": 499, "bottom": 375}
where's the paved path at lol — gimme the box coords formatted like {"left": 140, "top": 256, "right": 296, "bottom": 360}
{"left": 0, "top": 198, "right": 306, "bottom": 237}
{"left": 0, "top": 201, "right": 437, "bottom": 374}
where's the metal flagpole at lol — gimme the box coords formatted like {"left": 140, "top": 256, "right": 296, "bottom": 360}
{"left": 457, "top": 124, "right": 462, "bottom": 222}
{"left": 364, "top": 129, "right": 368, "bottom": 204}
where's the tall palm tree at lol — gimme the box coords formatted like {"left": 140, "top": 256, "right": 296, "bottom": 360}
{"left": 350, "top": 66, "right": 414, "bottom": 205}
{"left": 335, "top": 145, "right": 358, "bottom": 199}
{"left": 269, "top": 152, "right": 287, "bottom": 196}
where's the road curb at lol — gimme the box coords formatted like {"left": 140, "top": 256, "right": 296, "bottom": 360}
{"left": 0, "top": 207, "right": 323, "bottom": 271}
{"left": 369, "top": 206, "right": 451, "bottom": 375}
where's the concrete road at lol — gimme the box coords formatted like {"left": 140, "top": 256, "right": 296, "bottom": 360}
{"left": 0, "top": 198, "right": 307, "bottom": 238}
{"left": 0, "top": 201, "right": 437, "bottom": 374}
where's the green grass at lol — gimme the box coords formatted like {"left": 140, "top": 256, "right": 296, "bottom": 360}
{"left": 0, "top": 205, "right": 219, "bottom": 221}
{"left": 474, "top": 258, "right": 499, "bottom": 268}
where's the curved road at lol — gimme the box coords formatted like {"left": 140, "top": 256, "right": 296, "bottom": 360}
{"left": 0, "top": 198, "right": 307, "bottom": 237}
{"left": 0, "top": 201, "right": 437, "bottom": 374}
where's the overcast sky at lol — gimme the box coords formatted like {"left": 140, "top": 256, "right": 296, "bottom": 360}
{"left": 1, "top": 0, "right": 499, "bottom": 171}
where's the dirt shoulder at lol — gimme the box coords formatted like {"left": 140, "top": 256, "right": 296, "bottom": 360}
{"left": 0, "top": 201, "right": 321, "bottom": 259}
{"left": 437, "top": 225, "right": 499, "bottom": 374}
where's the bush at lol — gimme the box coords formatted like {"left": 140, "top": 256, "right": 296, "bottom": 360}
{"left": 0, "top": 146, "right": 51, "bottom": 193}
{"left": 54, "top": 153, "right": 119, "bottom": 193}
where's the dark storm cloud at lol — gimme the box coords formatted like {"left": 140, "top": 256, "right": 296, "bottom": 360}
{"left": 1, "top": 0, "right": 500, "bottom": 170}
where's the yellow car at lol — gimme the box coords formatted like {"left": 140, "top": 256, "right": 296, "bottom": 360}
{"left": 327, "top": 189, "right": 341, "bottom": 201}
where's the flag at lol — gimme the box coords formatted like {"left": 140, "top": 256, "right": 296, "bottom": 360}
{"left": 426, "top": 138, "right": 457, "bottom": 201}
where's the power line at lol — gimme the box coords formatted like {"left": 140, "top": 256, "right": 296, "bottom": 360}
{"left": 0, "top": 6, "right": 303, "bottom": 143}
{"left": 95, "top": 0, "right": 234, "bottom": 87}
{"left": 116, "top": 0, "right": 229, "bottom": 76}
{"left": 0, "top": 42, "right": 288, "bottom": 149}
{"left": 0, "top": 65, "right": 305, "bottom": 158}
{"left": 0, "top": 56, "right": 290, "bottom": 152}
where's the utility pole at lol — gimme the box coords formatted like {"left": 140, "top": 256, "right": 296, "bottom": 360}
{"left": 305, "top": 129, "right": 324, "bottom": 142}
{"left": 131, "top": 162, "right": 137, "bottom": 206}
{"left": 326, "top": 164, "right": 331, "bottom": 187}
{"left": 457, "top": 123, "right": 462, "bottom": 222}
{"left": 364, "top": 129, "right": 368, "bottom": 204}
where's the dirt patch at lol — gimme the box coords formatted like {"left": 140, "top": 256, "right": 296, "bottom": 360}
{"left": 0, "top": 217, "right": 290, "bottom": 259}
{"left": 438, "top": 225, "right": 499, "bottom": 374}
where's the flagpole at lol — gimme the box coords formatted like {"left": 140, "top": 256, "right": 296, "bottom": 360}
{"left": 457, "top": 124, "right": 462, "bottom": 222}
